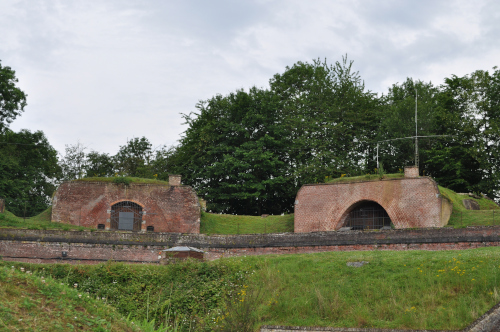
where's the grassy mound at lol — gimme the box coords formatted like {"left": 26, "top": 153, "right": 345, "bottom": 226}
{"left": 0, "top": 207, "right": 91, "bottom": 231}
{"left": 439, "top": 186, "right": 499, "bottom": 227}
{"left": 326, "top": 173, "right": 404, "bottom": 183}
{"left": 74, "top": 177, "right": 169, "bottom": 185}
{"left": 0, "top": 265, "right": 138, "bottom": 332}
{"left": 200, "top": 211, "right": 294, "bottom": 235}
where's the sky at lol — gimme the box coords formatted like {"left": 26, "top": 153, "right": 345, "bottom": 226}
{"left": 1, "top": 0, "right": 499, "bottom": 156}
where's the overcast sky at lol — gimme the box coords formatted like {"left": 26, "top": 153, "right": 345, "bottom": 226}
{"left": 1, "top": 0, "right": 499, "bottom": 155}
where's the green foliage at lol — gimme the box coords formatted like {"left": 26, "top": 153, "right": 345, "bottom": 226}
{"left": 5, "top": 248, "right": 500, "bottom": 331}
{"left": 0, "top": 265, "right": 139, "bottom": 331}
{"left": 2, "top": 259, "right": 251, "bottom": 331}
{"left": 76, "top": 176, "right": 169, "bottom": 185}
{"left": 113, "top": 176, "right": 132, "bottom": 186}
{"left": 0, "top": 129, "right": 62, "bottom": 217}
{"left": 170, "top": 56, "right": 380, "bottom": 215}
{"left": 0, "top": 60, "right": 27, "bottom": 133}
{"left": 200, "top": 211, "right": 294, "bottom": 235}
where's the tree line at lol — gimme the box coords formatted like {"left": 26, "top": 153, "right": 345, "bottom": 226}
{"left": 1, "top": 57, "right": 499, "bottom": 217}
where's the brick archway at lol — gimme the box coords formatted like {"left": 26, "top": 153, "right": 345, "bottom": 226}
{"left": 338, "top": 200, "right": 392, "bottom": 230}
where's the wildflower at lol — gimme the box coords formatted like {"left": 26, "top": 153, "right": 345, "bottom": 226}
{"left": 73, "top": 283, "right": 78, "bottom": 288}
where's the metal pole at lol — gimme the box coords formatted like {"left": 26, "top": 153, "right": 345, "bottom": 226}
{"left": 415, "top": 89, "right": 419, "bottom": 168}
{"left": 376, "top": 143, "right": 379, "bottom": 169}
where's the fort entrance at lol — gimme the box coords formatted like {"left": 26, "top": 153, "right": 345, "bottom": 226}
{"left": 110, "top": 201, "right": 143, "bottom": 231}
{"left": 344, "top": 201, "right": 391, "bottom": 230}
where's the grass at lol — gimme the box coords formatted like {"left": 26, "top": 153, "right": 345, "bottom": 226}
{"left": 439, "top": 186, "right": 500, "bottom": 228}
{"left": 236, "top": 247, "right": 500, "bottom": 330}
{"left": 0, "top": 265, "right": 139, "bottom": 332}
{"left": 1, "top": 259, "right": 250, "bottom": 332}
{"left": 200, "top": 211, "right": 294, "bottom": 235}
{"left": 326, "top": 173, "right": 404, "bottom": 183}
{"left": 0, "top": 207, "right": 91, "bottom": 231}
{"left": 75, "top": 177, "right": 169, "bottom": 185}
{"left": 4, "top": 248, "right": 500, "bottom": 331}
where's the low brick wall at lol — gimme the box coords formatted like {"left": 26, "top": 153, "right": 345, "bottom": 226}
{"left": 0, "top": 226, "right": 499, "bottom": 264}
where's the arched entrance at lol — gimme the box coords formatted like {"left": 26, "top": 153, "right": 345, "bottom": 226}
{"left": 343, "top": 201, "right": 391, "bottom": 230}
{"left": 110, "top": 201, "right": 143, "bottom": 231}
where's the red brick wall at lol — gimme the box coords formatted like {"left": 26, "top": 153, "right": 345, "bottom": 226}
{"left": 52, "top": 182, "right": 200, "bottom": 233}
{"left": 294, "top": 177, "right": 448, "bottom": 232}
{"left": 1, "top": 240, "right": 498, "bottom": 265}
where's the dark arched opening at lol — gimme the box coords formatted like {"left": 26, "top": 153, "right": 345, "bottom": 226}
{"left": 110, "top": 201, "right": 143, "bottom": 231}
{"left": 344, "top": 201, "right": 391, "bottom": 230}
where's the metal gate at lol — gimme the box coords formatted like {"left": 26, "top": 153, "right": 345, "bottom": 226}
{"left": 110, "top": 201, "right": 142, "bottom": 231}
{"left": 345, "top": 201, "right": 391, "bottom": 230}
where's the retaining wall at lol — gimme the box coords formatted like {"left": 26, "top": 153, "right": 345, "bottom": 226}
{"left": 1, "top": 226, "right": 499, "bottom": 264}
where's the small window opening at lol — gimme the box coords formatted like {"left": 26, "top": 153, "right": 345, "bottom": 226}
{"left": 97, "top": 224, "right": 105, "bottom": 230}
{"left": 147, "top": 226, "right": 154, "bottom": 232}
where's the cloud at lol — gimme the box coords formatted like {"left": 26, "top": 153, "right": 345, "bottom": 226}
{"left": 1, "top": 0, "right": 499, "bottom": 155}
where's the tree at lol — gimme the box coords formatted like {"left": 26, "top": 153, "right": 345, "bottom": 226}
{"left": 114, "top": 137, "right": 153, "bottom": 177}
{"left": 377, "top": 79, "right": 441, "bottom": 172}
{"left": 171, "top": 57, "right": 379, "bottom": 214}
{"left": 84, "top": 151, "right": 115, "bottom": 178}
{"left": 0, "top": 129, "right": 61, "bottom": 217}
{"left": 0, "top": 60, "right": 27, "bottom": 133}
{"left": 59, "top": 141, "right": 88, "bottom": 180}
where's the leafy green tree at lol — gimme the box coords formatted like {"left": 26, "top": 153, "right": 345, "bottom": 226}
{"left": 377, "top": 79, "right": 440, "bottom": 173}
{"left": 114, "top": 137, "right": 153, "bottom": 177}
{"left": 84, "top": 151, "right": 115, "bottom": 177}
{"left": 0, "top": 129, "right": 61, "bottom": 216}
{"left": 59, "top": 142, "right": 88, "bottom": 180}
{"left": 0, "top": 60, "right": 27, "bottom": 133}
{"left": 171, "top": 57, "right": 379, "bottom": 214}
{"left": 171, "top": 87, "right": 293, "bottom": 214}
{"left": 269, "top": 57, "right": 379, "bottom": 181}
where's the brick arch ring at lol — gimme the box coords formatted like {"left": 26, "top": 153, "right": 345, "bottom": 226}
{"left": 108, "top": 199, "right": 146, "bottom": 209}
{"left": 336, "top": 199, "right": 399, "bottom": 230}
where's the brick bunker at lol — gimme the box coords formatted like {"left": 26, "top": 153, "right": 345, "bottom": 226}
{"left": 51, "top": 175, "right": 201, "bottom": 233}
{"left": 294, "top": 166, "right": 453, "bottom": 232}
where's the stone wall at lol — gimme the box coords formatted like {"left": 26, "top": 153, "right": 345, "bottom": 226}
{"left": 51, "top": 181, "right": 200, "bottom": 233}
{"left": 1, "top": 226, "right": 499, "bottom": 264}
{"left": 294, "top": 176, "right": 451, "bottom": 232}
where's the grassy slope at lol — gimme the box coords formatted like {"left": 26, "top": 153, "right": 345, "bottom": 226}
{"left": 200, "top": 211, "right": 294, "bottom": 235}
{"left": 243, "top": 247, "right": 500, "bottom": 330}
{"left": 439, "top": 186, "right": 500, "bottom": 227}
{"left": 0, "top": 207, "right": 91, "bottom": 231}
{"left": 0, "top": 265, "right": 138, "bottom": 332}
{"left": 4, "top": 248, "right": 500, "bottom": 331}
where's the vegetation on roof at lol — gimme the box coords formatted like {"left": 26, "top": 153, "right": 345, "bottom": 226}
{"left": 325, "top": 173, "right": 405, "bottom": 183}
{"left": 74, "top": 176, "right": 169, "bottom": 185}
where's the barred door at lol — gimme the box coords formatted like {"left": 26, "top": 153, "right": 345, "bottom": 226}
{"left": 345, "top": 201, "right": 391, "bottom": 230}
{"left": 110, "top": 201, "right": 142, "bottom": 231}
